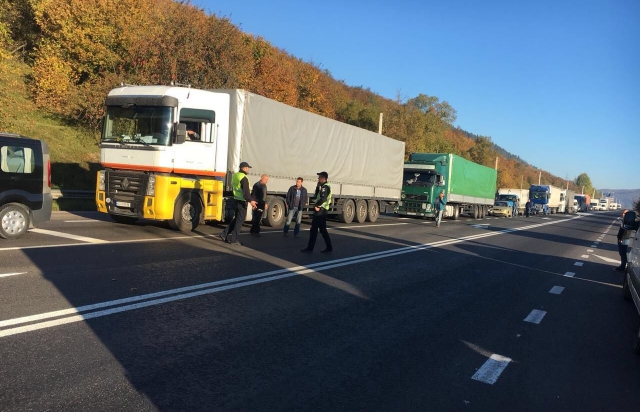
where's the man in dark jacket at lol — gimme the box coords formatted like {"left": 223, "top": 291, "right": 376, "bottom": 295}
{"left": 283, "top": 177, "right": 307, "bottom": 238}
{"left": 249, "top": 174, "right": 269, "bottom": 237}
{"left": 220, "top": 162, "right": 256, "bottom": 245}
{"left": 616, "top": 209, "right": 634, "bottom": 271}
{"left": 301, "top": 172, "right": 333, "bottom": 253}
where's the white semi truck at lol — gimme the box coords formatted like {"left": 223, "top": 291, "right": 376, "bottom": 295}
{"left": 496, "top": 188, "right": 529, "bottom": 215}
{"left": 96, "top": 86, "right": 405, "bottom": 231}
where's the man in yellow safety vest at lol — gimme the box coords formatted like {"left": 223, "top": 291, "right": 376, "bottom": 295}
{"left": 220, "top": 162, "right": 257, "bottom": 245}
{"left": 301, "top": 171, "right": 333, "bottom": 253}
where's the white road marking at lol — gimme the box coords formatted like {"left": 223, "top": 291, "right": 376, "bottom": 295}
{"left": 471, "top": 354, "right": 512, "bottom": 385}
{"left": 336, "top": 223, "right": 409, "bottom": 230}
{"left": 574, "top": 262, "right": 584, "bottom": 266}
{"left": 0, "top": 216, "right": 583, "bottom": 337}
{"left": 28, "top": 228, "right": 107, "bottom": 244}
{"left": 564, "top": 272, "right": 575, "bottom": 277}
{"left": 471, "top": 224, "right": 490, "bottom": 229}
{"left": 524, "top": 309, "right": 547, "bottom": 324}
{"left": 592, "top": 254, "right": 620, "bottom": 264}
{"left": 542, "top": 217, "right": 550, "bottom": 220}
{"left": 587, "top": 249, "right": 594, "bottom": 252}
{"left": 0, "top": 272, "right": 26, "bottom": 278}
{"left": 591, "top": 245, "right": 598, "bottom": 248}
{"left": 549, "top": 286, "right": 565, "bottom": 294}
{"left": 581, "top": 255, "right": 589, "bottom": 258}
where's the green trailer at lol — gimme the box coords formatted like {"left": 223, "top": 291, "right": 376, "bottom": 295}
{"left": 396, "top": 153, "right": 497, "bottom": 220}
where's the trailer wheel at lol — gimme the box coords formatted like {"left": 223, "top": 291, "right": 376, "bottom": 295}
{"left": 338, "top": 199, "right": 355, "bottom": 224}
{"left": 355, "top": 199, "right": 367, "bottom": 223}
{"left": 0, "top": 204, "right": 30, "bottom": 239}
{"left": 473, "top": 205, "right": 479, "bottom": 219}
{"left": 479, "top": 205, "right": 486, "bottom": 219}
{"left": 110, "top": 214, "right": 138, "bottom": 225}
{"left": 366, "top": 200, "right": 379, "bottom": 223}
{"left": 169, "top": 192, "right": 201, "bottom": 232}
{"left": 264, "top": 196, "right": 286, "bottom": 228}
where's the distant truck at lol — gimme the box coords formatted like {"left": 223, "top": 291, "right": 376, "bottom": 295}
{"left": 574, "top": 194, "right": 591, "bottom": 212}
{"left": 96, "top": 86, "right": 404, "bottom": 230}
{"left": 598, "top": 198, "right": 610, "bottom": 211}
{"left": 564, "top": 190, "right": 576, "bottom": 213}
{"left": 496, "top": 188, "right": 529, "bottom": 216}
{"left": 529, "top": 184, "right": 562, "bottom": 214}
{"left": 590, "top": 198, "right": 599, "bottom": 211}
{"left": 396, "top": 153, "right": 497, "bottom": 220}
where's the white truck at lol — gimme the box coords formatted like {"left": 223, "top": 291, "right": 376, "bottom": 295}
{"left": 529, "top": 184, "right": 563, "bottom": 214}
{"left": 96, "top": 86, "right": 405, "bottom": 230}
{"left": 496, "top": 188, "right": 529, "bottom": 215}
{"left": 599, "top": 198, "right": 610, "bottom": 211}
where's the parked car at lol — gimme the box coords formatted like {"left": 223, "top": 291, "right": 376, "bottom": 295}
{"left": 622, "top": 211, "right": 640, "bottom": 354}
{"left": 491, "top": 201, "right": 513, "bottom": 218}
{"left": 0, "top": 132, "right": 52, "bottom": 239}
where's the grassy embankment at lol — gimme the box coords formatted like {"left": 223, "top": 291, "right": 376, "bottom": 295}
{"left": 0, "top": 59, "right": 99, "bottom": 210}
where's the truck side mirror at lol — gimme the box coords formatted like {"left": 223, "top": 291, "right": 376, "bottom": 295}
{"left": 175, "top": 123, "right": 187, "bottom": 144}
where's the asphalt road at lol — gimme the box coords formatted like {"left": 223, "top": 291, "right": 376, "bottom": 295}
{"left": 0, "top": 210, "right": 638, "bottom": 411}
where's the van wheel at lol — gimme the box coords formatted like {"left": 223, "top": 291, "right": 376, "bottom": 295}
{"left": 355, "top": 199, "right": 367, "bottom": 223}
{"left": 264, "top": 197, "right": 286, "bottom": 228}
{"left": 0, "top": 204, "right": 30, "bottom": 239}
{"left": 366, "top": 200, "right": 380, "bottom": 222}
{"left": 169, "top": 192, "right": 201, "bottom": 232}
{"left": 338, "top": 199, "right": 355, "bottom": 223}
{"left": 623, "top": 273, "right": 632, "bottom": 301}
{"left": 110, "top": 214, "right": 138, "bottom": 225}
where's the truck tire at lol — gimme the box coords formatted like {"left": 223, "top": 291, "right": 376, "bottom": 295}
{"left": 264, "top": 196, "right": 286, "bottom": 228}
{"left": 110, "top": 214, "right": 138, "bottom": 225}
{"left": 337, "top": 199, "right": 355, "bottom": 224}
{"left": 366, "top": 200, "right": 380, "bottom": 222}
{"left": 169, "top": 192, "right": 202, "bottom": 232}
{"left": 0, "top": 203, "right": 30, "bottom": 240}
{"left": 453, "top": 206, "right": 460, "bottom": 220}
{"left": 355, "top": 199, "right": 367, "bottom": 223}
{"left": 473, "top": 205, "right": 479, "bottom": 219}
{"left": 480, "top": 205, "right": 486, "bottom": 219}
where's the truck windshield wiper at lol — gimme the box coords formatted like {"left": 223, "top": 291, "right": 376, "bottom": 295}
{"left": 131, "top": 137, "right": 150, "bottom": 146}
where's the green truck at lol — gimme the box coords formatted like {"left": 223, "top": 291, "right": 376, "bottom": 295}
{"left": 396, "top": 153, "right": 497, "bottom": 220}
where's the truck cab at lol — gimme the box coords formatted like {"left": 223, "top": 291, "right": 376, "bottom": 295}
{"left": 0, "top": 132, "right": 52, "bottom": 239}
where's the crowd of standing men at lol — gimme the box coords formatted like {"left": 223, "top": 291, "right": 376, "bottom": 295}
{"left": 219, "top": 162, "right": 333, "bottom": 253}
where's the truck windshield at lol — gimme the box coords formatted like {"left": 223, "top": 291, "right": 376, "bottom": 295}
{"left": 498, "top": 195, "right": 517, "bottom": 202}
{"left": 102, "top": 106, "right": 173, "bottom": 146}
{"left": 403, "top": 170, "right": 436, "bottom": 187}
{"left": 530, "top": 191, "right": 548, "bottom": 200}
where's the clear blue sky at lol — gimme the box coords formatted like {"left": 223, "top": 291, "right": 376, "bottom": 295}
{"left": 195, "top": 0, "right": 639, "bottom": 190}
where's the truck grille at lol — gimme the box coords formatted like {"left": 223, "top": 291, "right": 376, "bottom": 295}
{"left": 108, "top": 171, "right": 146, "bottom": 196}
{"left": 404, "top": 193, "right": 429, "bottom": 201}
{"left": 105, "top": 170, "right": 147, "bottom": 217}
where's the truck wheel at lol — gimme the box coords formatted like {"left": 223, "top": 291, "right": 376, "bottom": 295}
{"left": 0, "top": 204, "right": 30, "bottom": 240}
{"left": 169, "top": 192, "right": 201, "bottom": 232}
{"left": 110, "top": 214, "right": 138, "bottom": 225}
{"left": 453, "top": 206, "right": 460, "bottom": 220}
{"left": 355, "top": 199, "right": 367, "bottom": 223}
{"left": 338, "top": 199, "right": 355, "bottom": 223}
{"left": 473, "top": 205, "right": 479, "bottom": 219}
{"left": 264, "top": 196, "right": 286, "bottom": 228}
{"left": 366, "top": 200, "right": 380, "bottom": 222}
{"left": 623, "top": 273, "right": 632, "bottom": 301}
{"left": 480, "top": 206, "right": 486, "bottom": 219}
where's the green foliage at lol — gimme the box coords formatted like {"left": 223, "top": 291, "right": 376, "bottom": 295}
{"left": 574, "top": 173, "right": 593, "bottom": 195}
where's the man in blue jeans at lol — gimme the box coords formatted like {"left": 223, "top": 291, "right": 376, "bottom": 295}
{"left": 283, "top": 177, "right": 308, "bottom": 238}
{"left": 434, "top": 191, "right": 446, "bottom": 228}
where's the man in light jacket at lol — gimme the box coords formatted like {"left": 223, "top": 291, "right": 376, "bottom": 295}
{"left": 283, "top": 177, "right": 307, "bottom": 238}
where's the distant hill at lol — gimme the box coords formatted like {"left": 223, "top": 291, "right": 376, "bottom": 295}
{"left": 599, "top": 189, "right": 640, "bottom": 210}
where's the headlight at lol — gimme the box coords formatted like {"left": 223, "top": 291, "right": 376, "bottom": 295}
{"left": 146, "top": 174, "right": 156, "bottom": 196}
{"left": 98, "top": 170, "right": 105, "bottom": 191}
{"left": 398, "top": 201, "right": 403, "bottom": 207}
{"left": 422, "top": 203, "right": 427, "bottom": 210}
{"left": 401, "top": 193, "right": 406, "bottom": 199}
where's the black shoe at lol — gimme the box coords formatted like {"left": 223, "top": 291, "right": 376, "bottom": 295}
{"left": 321, "top": 249, "right": 333, "bottom": 254}
{"left": 227, "top": 241, "right": 243, "bottom": 246}
{"left": 301, "top": 248, "right": 313, "bottom": 253}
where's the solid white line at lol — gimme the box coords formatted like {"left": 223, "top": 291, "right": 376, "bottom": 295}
{"left": 471, "top": 354, "right": 512, "bottom": 385}
{"left": 549, "top": 286, "right": 565, "bottom": 294}
{"left": 564, "top": 272, "right": 575, "bottom": 277}
{"left": 574, "top": 262, "right": 584, "bottom": 266}
{"left": 0, "top": 272, "right": 26, "bottom": 278}
{"left": 29, "top": 228, "right": 107, "bottom": 244}
{"left": 524, "top": 309, "right": 547, "bottom": 324}
{"left": 0, "top": 215, "right": 582, "bottom": 337}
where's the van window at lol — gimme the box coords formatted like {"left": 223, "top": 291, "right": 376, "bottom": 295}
{"left": 1, "top": 145, "right": 35, "bottom": 174}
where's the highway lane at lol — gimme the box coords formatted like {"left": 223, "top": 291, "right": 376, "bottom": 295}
{"left": 0, "top": 211, "right": 638, "bottom": 411}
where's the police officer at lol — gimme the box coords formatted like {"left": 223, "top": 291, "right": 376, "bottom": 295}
{"left": 301, "top": 171, "right": 333, "bottom": 253}
{"left": 220, "top": 162, "right": 257, "bottom": 245}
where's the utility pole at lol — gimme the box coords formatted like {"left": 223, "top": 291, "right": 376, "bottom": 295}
{"left": 495, "top": 156, "right": 499, "bottom": 170}
{"left": 378, "top": 113, "right": 383, "bottom": 134}
{"left": 520, "top": 175, "right": 523, "bottom": 190}
{"left": 538, "top": 171, "right": 541, "bottom": 185}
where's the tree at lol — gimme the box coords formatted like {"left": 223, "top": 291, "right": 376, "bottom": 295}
{"left": 574, "top": 173, "right": 593, "bottom": 195}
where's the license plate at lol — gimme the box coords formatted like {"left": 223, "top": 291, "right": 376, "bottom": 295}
{"left": 115, "top": 201, "right": 131, "bottom": 208}
{"left": 406, "top": 212, "right": 416, "bottom": 215}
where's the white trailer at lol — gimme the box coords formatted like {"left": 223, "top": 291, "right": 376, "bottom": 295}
{"left": 496, "top": 188, "right": 529, "bottom": 215}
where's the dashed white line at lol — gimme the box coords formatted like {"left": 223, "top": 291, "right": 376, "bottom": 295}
{"left": 471, "top": 354, "right": 512, "bottom": 385}
{"left": 29, "top": 228, "right": 107, "bottom": 244}
{"left": 587, "top": 249, "right": 594, "bottom": 252}
{"left": 564, "top": 272, "right": 575, "bottom": 277}
{"left": 0, "top": 272, "right": 26, "bottom": 278}
{"left": 581, "top": 255, "right": 589, "bottom": 259}
{"left": 524, "top": 309, "right": 547, "bottom": 324}
{"left": 574, "top": 262, "right": 584, "bottom": 266}
{"left": 549, "top": 286, "right": 565, "bottom": 294}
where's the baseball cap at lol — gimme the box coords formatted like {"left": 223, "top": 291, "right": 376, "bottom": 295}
{"left": 317, "top": 171, "right": 328, "bottom": 179}
{"left": 239, "top": 161, "right": 252, "bottom": 169}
